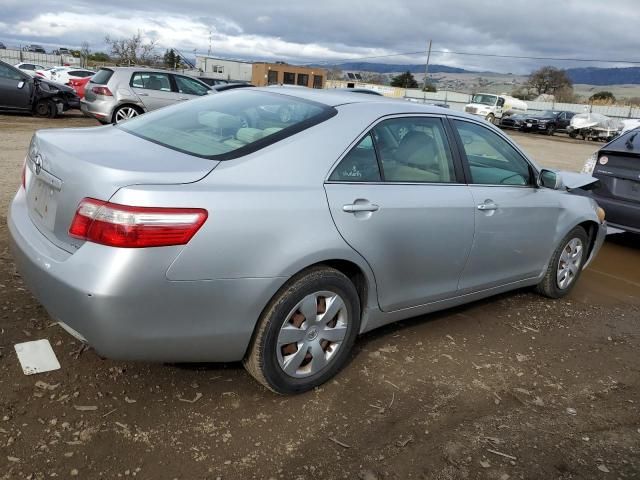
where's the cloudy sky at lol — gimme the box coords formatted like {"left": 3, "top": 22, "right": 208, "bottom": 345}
{"left": 0, "top": 0, "right": 638, "bottom": 73}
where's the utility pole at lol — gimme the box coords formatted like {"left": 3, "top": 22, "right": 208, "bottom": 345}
{"left": 423, "top": 39, "right": 432, "bottom": 91}
{"left": 208, "top": 30, "right": 212, "bottom": 56}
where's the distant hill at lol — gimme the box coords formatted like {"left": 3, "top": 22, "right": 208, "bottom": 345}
{"left": 320, "top": 62, "right": 470, "bottom": 74}
{"left": 566, "top": 67, "right": 640, "bottom": 85}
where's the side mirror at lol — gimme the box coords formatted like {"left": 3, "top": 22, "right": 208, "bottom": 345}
{"left": 18, "top": 81, "right": 25, "bottom": 89}
{"left": 539, "top": 169, "right": 562, "bottom": 189}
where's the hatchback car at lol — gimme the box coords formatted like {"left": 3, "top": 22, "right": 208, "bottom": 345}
{"left": 81, "top": 67, "right": 211, "bottom": 124}
{"left": 582, "top": 128, "right": 640, "bottom": 233}
{"left": 9, "top": 88, "right": 606, "bottom": 394}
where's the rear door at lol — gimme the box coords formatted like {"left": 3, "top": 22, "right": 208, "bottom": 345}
{"left": 130, "top": 71, "right": 176, "bottom": 111}
{"left": 172, "top": 74, "right": 210, "bottom": 102}
{"left": 0, "top": 63, "right": 32, "bottom": 110}
{"left": 451, "top": 118, "right": 561, "bottom": 291}
{"left": 325, "top": 115, "right": 475, "bottom": 311}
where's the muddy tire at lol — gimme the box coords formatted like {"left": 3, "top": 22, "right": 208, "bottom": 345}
{"left": 244, "top": 266, "right": 360, "bottom": 394}
{"left": 546, "top": 124, "right": 555, "bottom": 136}
{"left": 486, "top": 113, "right": 495, "bottom": 125}
{"left": 536, "top": 226, "right": 589, "bottom": 299}
{"left": 34, "top": 99, "right": 57, "bottom": 118}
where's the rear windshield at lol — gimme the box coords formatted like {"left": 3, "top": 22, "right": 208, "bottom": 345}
{"left": 117, "top": 90, "right": 336, "bottom": 159}
{"left": 91, "top": 68, "right": 113, "bottom": 85}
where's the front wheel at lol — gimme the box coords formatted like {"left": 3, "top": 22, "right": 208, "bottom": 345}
{"left": 244, "top": 266, "right": 360, "bottom": 394}
{"left": 486, "top": 113, "right": 495, "bottom": 125}
{"left": 34, "top": 99, "right": 57, "bottom": 118}
{"left": 536, "top": 226, "right": 589, "bottom": 298}
{"left": 546, "top": 124, "right": 555, "bottom": 136}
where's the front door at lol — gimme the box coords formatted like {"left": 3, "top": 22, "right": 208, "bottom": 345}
{"left": 130, "top": 71, "right": 176, "bottom": 111}
{"left": 451, "top": 119, "right": 562, "bottom": 292}
{"left": 0, "top": 63, "right": 31, "bottom": 110}
{"left": 325, "top": 116, "right": 475, "bottom": 311}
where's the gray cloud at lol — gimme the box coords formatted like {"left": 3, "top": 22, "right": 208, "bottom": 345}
{"left": 1, "top": 0, "right": 637, "bottom": 73}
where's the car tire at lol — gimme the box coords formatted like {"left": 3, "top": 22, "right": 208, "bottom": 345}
{"left": 546, "top": 124, "right": 555, "bottom": 136}
{"left": 112, "top": 105, "right": 142, "bottom": 124}
{"left": 244, "top": 266, "right": 361, "bottom": 394}
{"left": 486, "top": 113, "right": 495, "bottom": 125}
{"left": 536, "top": 226, "right": 589, "bottom": 299}
{"left": 34, "top": 99, "right": 57, "bottom": 118}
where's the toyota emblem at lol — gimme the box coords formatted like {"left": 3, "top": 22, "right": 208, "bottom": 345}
{"left": 34, "top": 154, "right": 42, "bottom": 175}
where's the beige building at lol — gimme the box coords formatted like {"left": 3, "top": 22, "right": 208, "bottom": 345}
{"left": 251, "top": 63, "right": 326, "bottom": 88}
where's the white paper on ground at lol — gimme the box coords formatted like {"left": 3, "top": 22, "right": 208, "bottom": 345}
{"left": 14, "top": 339, "right": 61, "bottom": 375}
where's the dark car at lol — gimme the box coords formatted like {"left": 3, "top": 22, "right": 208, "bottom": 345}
{"left": 55, "top": 47, "right": 72, "bottom": 55}
{"left": 0, "top": 42, "right": 6, "bottom": 49}
{"left": 211, "top": 82, "right": 255, "bottom": 92}
{"left": 582, "top": 128, "right": 640, "bottom": 234}
{"left": 0, "top": 59, "right": 80, "bottom": 117}
{"left": 521, "top": 110, "right": 575, "bottom": 135}
{"left": 500, "top": 113, "right": 527, "bottom": 130}
{"left": 25, "top": 44, "right": 46, "bottom": 54}
{"left": 199, "top": 77, "right": 229, "bottom": 86}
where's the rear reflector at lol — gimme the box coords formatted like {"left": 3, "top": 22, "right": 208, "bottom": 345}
{"left": 91, "top": 86, "right": 113, "bottom": 96}
{"left": 69, "top": 198, "right": 207, "bottom": 248}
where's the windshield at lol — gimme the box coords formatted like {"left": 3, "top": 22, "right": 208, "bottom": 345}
{"left": 471, "top": 94, "right": 497, "bottom": 106}
{"left": 118, "top": 90, "right": 336, "bottom": 159}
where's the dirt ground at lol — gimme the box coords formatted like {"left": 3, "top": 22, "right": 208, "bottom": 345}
{"left": 0, "top": 112, "right": 639, "bottom": 480}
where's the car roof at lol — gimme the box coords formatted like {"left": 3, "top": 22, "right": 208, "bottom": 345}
{"left": 101, "top": 66, "right": 180, "bottom": 74}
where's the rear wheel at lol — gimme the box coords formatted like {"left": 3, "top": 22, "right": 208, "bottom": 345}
{"left": 486, "top": 113, "right": 495, "bottom": 125}
{"left": 112, "top": 105, "right": 142, "bottom": 124}
{"left": 536, "top": 226, "right": 588, "bottom": 298}
{"left": 244, "top": 266, "right": 360, "bottom": 394}
{"left": 546, "top": 124, "right": 556, "bottom": 136}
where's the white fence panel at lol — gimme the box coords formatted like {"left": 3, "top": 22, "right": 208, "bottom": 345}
{"left": 0, "top": 48, "right": 80, "bottom": 67}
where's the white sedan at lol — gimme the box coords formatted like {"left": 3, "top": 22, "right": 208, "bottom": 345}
{"left": 14, "top": 62, "right": 46, "bottom": 77}
{"left": 51, "top": 67, "right": 94, "bottom": 85}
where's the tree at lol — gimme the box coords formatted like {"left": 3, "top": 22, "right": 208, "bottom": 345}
{"left": 104, "top": 31, "right": 157, "bottom": 66}
{"left": 89, "top": 52, "right": 111, "bottom": 62}
{"left": 422, "top": 82, "right": 437, "bottom": 93}
{"left": 527, "top": 66, "right": 573, "bottom": 96}
{"left": 80, "top": 41, "right": 91, "bottom": 68}
{"left": 390, "top": 71, "right": 418, "bottom": 89}
{"left": 163, "top": 49, "right": 180, "bottom": 69}
{"left": 589, "top": 91, "right": 616, "bottom": 104}
{"left": 511, "top": 85, "right": 535, "bottom": 101}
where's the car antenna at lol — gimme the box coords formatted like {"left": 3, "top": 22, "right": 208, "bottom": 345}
{"left": 625, "top": 131, "right": 638, "bottom": 150}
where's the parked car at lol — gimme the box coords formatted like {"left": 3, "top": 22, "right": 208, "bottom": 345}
{"left": 68, "top": 77, "right": 91, "bottom": 99}
{"left": 9, "top": 88, "right": 606, "bottom": 394}
{"left": 334, "top": 87, "right": 384, "bottom": 96}
{"left": 54, "top": 47, "right": 72, "bottom": 56}
{"left": 520, "top": 110, "right": 575, "bottom": 135}
{"left": 198, "top": 77, "right": 229, "bottom": 86}
{"left": 34, "top": 66, "right": 69, "bottom": 80}
{"left": 0, "top": 42, "right": 6, "bottom": 49}
{"left": 0, "top": 59, "right": 80, "bottom": 116}
{"left": 24, "top": 44, "right": 46, "bottom": 53}
{"left": 210, "top": 82, "right": 254, "bottom": 92}
{"left": 582, "top": 128, "right": 640, "bottom": 233}
{"left": 499, "top": 113, "right": 527, "bottom": 130}
{"left": 50, "top": 68, "right": 94, "bottom": 85}
{"left": 81, "top": 67, "right": 212, "bottom": 124}
{"left": 15, "top": 62, "right": 47, "bottom": 77}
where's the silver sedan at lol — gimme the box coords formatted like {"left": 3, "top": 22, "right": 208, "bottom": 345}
{"left": 8, "top": 88, "right": 606, "bottom": 393}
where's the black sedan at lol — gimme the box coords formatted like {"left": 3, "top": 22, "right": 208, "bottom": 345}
{"left": 520, "top": 110, "right": 574, "bottom": 135}
{"left": 0, "top": 59, "right": 80, "bottom": 117}
{"left": 583, "top": 129, "right": 640, "bottom": 234}
{"left": 500, "top": 113, "right": 527, "bottom": 129}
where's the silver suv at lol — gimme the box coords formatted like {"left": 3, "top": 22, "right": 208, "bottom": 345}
{"left": 81, "top": 67, "right": 211, "bottom": 124}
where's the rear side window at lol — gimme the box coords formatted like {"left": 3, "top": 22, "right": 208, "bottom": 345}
{"left": 329, "top": 134, "right": 381, "bottom": 182}
{"left": 118, "top": 90, "right": 336, "bottom": 159}
{"left": 131, "top": 72, "right": 171, "bottom": 91}
{"left": 91, "top": 68, "right": 113, "bottom": 85}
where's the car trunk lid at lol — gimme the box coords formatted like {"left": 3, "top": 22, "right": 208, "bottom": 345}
{"left": 593, "top": 150, "right": 640, "bottom": 203}
{"left": 25, "top": 125, "right": 218, "bottom": 252}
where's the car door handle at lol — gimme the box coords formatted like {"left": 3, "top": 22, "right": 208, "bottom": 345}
{"left": 343, "top": 203, "right": 379, "bottom": 213}
{"left": 137, "top": 92, "right": 149, "bottom": 96}
{"left": 477, "top": 202, "right": 498, "bottom": 211}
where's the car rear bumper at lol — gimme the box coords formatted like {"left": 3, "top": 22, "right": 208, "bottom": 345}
{"left": 80, "top": 98, "right": 113, "bottom": 122}
{"left": 592, "top": 195, "right": 640, "bottom": 233}
{"left": 8, "top": 189, "right": 283, "bottom": 362}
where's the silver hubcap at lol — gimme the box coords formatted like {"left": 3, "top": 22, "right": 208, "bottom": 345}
{"left": 557, "top": 238, "right": 584, "bottom": 289}
{"left": 277, "top": 291, "right": 349, "bottom": 378}
{"left": 115, "top": 107, "right": 138, "bottom": 123}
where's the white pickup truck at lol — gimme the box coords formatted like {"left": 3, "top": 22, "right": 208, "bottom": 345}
{"left": 464, "top": 93, "right": 527, "bottom": 124}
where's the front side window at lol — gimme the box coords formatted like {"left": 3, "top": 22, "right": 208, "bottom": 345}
{"left": 0, "top": 63, "right": 23, "bottom": 80}
{"left": 373, "top": 117, "right": 456, "bottom": 183}
{"left": 174, "top": 75, "right": 209, "bottom": 96}
{"left": 454, "top": 120, "right": 531, "bottom": 186}
{"left": 118, "top": 90, "right": 335, "bottom": 159}
{"left": 329, "top": 134, "right": 381, "bottom": 182}
{"left": 131, "top": 72, "right": 171, "bottom": 92}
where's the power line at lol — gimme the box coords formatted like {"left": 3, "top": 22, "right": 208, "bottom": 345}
{"left": 305, "top": 49, "right": 640, "bottom": 66}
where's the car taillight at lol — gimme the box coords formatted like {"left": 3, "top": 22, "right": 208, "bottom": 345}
{"left": 69, "top": 198, "right": 207, "bottom": 248}
{"left": 91, "top": 86, "right": 113, "bottom": 96}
